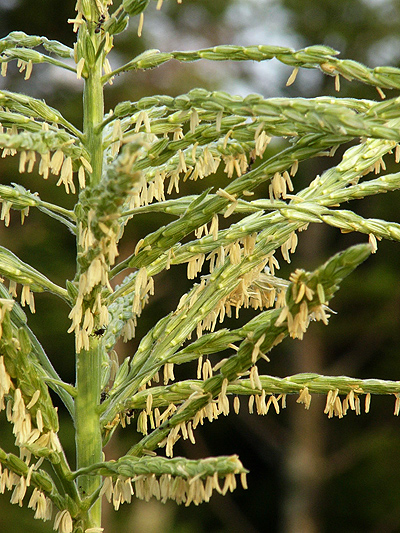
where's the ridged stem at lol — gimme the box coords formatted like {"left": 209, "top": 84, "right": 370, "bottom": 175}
{"left": 75, "top": 340, "right": 103, "bottom": 528}
{"left": 75, "top": 7, "right": 104, "bottom": 527}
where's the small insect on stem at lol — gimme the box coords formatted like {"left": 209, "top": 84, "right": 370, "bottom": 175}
{"left": 100, "top": 388, "right": 109, "bottom": 404}
{"left": 95, "top": 14, "right": 106, "bottom": 34}
{"left": 93, "top": 327, "right": 106, "bottom": 337}
{"left": 246, "top": 154, "right": 256, "bottom": 173}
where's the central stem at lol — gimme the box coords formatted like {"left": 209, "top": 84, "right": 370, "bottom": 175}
{"left": 75, "top": 17, "right": 105, "bottom": 528}
{"left": 83, "top": 58, "right": 104, "bottom": 187}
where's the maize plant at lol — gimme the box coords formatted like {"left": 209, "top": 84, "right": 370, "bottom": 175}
{"left": 1, "top": 0, "right": 400, "bottom": 531}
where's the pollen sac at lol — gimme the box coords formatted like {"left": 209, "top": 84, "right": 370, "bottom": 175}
{"left": 104, "top": 14, "right": 129, "bottom": 36}
{"left": 123, "top": 0, "right": 150, "bottom": 16}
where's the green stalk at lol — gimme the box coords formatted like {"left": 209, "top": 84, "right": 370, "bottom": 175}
{"left": 75, "top": 14, "right": 105, "bottom": 528}
{"left": 83, "top": 43, "right": 104, "bottom": 187}
{"left": 75, "top": 340, "right": 103, "bottom": 527}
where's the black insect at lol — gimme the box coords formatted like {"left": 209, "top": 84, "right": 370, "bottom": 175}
{"left": 95, "top": 14, "right": 106, "bottom": 34}
{"left": 100, "top": 389, "right": 109, "bottom": 404}
{"left": 246, "top": 154, "right": 256, "bottom": 173}
{"left": 93, "top": 327, "right": 106, "bottom": 337}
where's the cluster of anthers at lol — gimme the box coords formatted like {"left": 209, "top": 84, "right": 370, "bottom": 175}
{"left": 100, "top": 469, "right": 246, "bottom": 509}
{"left": 0, "top": 302, "right": 88, "bottom": 533}
{"left": 183, "top": 230, "right": 298, "bottom": 340}
{"left": 68, "top": 217, "right": 113, "bottom": 352}
{"left": 107, "top": 115, "right": 269, "bottom": 212}
{"left": 0, "top": 311, "right": 60, "bottom": 526}
{"left": 0, "top": 122, "right": 91, "bottom": 197}
{"left": 298, "top": 386, "right": 400, "bottom": 419}
{"left": 128, "top": 360, "right": 400, "bottom": 466}
{"left": 120, "top": 371, "right": 400, "bottom": 465}
{"left": 274, "top": 269, "right": 330, "bottom": 340}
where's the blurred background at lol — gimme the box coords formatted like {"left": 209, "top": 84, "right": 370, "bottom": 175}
{"left": 1, "top": 0, "right": 400, "bottom": 531}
